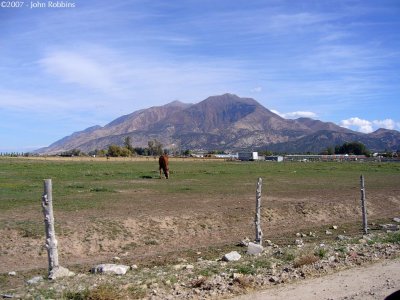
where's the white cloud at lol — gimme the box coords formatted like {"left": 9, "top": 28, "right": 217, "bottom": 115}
{"left": 372, "top": 119, "right": 395, "bottom": 130}
{"left": 270, "top": 109, "right": 282, "bottom": 117}
{"left": 284, "top": 111, "right": 317, "bottom": 119}
{"left": 39, "top": 51, "right": 119, "bottom": 94}
{"left": 250, "top": 86, "right": 262, "bottom": 93}
{"left": 319, "top": 31, "right": 352, "bottom": 42}
{"left": 0, "top": 89, "right": 70, "bottom": 111}
{"left": 340, "top": 117, "right": 373, "bottom": 133}
{"left": 340, "top": 117, "right": 400, "bottom": 133}
{"left": 34, "top": 47, "right": 258, "bottom": 110}
{"left": 271, "top": 109, "right": 317, "bottom": 119}
{"left": 268, "top": 12, "right": 335, "bottom": 32}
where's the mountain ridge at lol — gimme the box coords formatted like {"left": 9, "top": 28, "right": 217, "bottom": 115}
{"left": 35, "top": 94, "right": 400, "bottom": 154}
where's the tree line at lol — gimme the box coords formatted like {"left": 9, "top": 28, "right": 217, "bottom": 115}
{"left": 320, "top": 142, "right": 371, "bottom": 156}
{"left": 2, "top": 140, "right": 398, "bottom": 158}
{"left": 67, "top": 138, "right": 168, "bottom": 158}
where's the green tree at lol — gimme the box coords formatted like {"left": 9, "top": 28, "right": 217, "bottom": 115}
{"left": 327, "top": 146, "right": 334, "bottom": 155}
{"left": 107, "top": 145, "right": 132, "bottom": 157}
{"left": 320, "top": 146, "right": 334, "bottom": 155}
{"left": 123, "top": 136, "right": 134, "bottom": 154}
{"left": 148, "top": 139, "right": 163, "bottom": 156}
{"left": 183, "top": 149, "right": 192, "bottom": 156}
{"left": 134, "top": 147, "right": 147, "bottom": 156}
{"left": 260, "top": 150, "right": 273, "bottom": 156}
{"left": 335, "top": 142, "right": 370, "bottom": 156}
{"left": 61, "top": 149, "right": 82, "bottom": 157}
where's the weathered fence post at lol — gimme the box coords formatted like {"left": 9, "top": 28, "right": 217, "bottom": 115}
{"left": 42, "top": 179, "right": 59, "bottom": 271}
{"left": 255, "top": 177, "right": 263, "bottom": 245}
{"left": 360, "top": 175, "right": 368, "bottom": 234}
{"left": 42, "top": 179, "right": 73, "bottom": 279}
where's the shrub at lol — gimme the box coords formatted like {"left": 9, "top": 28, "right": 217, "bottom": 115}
{"left": 382, "top": 232, "right": 400, "bottom": 243}
{"left": 233, "top": 276, "right": 252, "bottom": 289}
{"left": 279, "top": 249, "right": 296, "bottom": 262}
{"left": 87, "top": 285, "right": 125, "bottom": 300}
{"left": 191, "top": 276, "right": 207, "bottom": 288}
{"left": 293, "top": 255, "right": 319, "bottom": 268}
{"left": 107, "top": 145, "right": 132, "bottom": 157}
{"left": 236, "top": 264, "right": 256, "bottom": 275}
{"left": 315, "top": 248, "right": 328, "bottom": 258}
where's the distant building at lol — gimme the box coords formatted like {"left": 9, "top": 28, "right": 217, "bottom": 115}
{"left": 238, "top": 152, "right": 259, "bottom": 161}
{"left": 214, "top": 153, "right": 238, "bottom": 159}
{"left": 265, "top": 155, "right": 283, "bottom": 162}
{"left": 284, "top": 154, "right": 367, "bottom": 162}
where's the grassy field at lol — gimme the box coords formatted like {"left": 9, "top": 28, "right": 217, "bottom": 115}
{"left": 0, "top": 156, "right": 399, "bottom": 274}
{"left": 0, "top": 156, "right": 399, "bottom": 299}
{"left": 1, "top": 156, "right": 399, "bottom": 210}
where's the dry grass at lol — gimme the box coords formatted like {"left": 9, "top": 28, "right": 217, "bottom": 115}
{"left": 63, "top": 284, "right": 129, "bottom": 300}
{"left": 233, "top": 276, "right": 253, "bottom": 289}
{"left": 293, "top": 255, "right": 320, "bottom": 268}
{"left": 191, "top": 276, "right": 207, "bottom": 288}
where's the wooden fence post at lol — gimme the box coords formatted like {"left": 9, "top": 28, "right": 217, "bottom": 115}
{"left": 255, "top": 177, "right": 263, "bottom": 245}
{"left": 42, "top": 179, "right": 73, "bottom": 279}
{"left": 360, "top": 175, "right": 368, "bottom": 234}
{"left": 42, "top": 179, "right": 59, "bottom": 271}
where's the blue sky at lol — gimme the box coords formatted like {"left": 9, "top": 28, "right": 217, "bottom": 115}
{"left": 1, "top": 0, "right": 399, "bottom": 152}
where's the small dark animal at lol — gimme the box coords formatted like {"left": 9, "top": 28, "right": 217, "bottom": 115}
{"left": 159, "top": 155, "right": 169, "bottom": 179}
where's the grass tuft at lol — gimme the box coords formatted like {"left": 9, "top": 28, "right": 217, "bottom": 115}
{"left": 72, "top": 284, "right": 126, "bottom": 300}
{"left": 382, "top": 232, "right": 400, "bottom": 243}
{"left": 293, "top": 255, "right": 319, "bottom": 268}
{"left": 233, "top": 276, "right": 252, "bottom": 289}
{"left": 89, "top": 187, "right": 115, "bottom": 192}
{"left": 191, "top": 276, "right": 207, "bottom": 288}
{"left": 315, "top": 248, "right": 328, "bottom": 258}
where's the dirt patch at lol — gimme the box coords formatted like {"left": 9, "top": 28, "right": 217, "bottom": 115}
{"left": 1, "top": 189, "right": 399, "bottom": 273}
{"left": 1, "top": 159, "right": 399, "bottom": 297}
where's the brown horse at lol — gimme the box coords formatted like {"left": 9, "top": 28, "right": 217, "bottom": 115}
{"left": 159, "top": 154, "right": 169, "bottom": 179}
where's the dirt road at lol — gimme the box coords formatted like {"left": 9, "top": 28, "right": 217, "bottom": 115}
{"left": 233, "top": 259, "right": 400, "bottom": 300}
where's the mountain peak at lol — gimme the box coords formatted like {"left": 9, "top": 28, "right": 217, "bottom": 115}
{"left": 35, "top": 94, "right": 400, "bottom": 154}
{"left": 372, "top": 128, "right": 396, "bottom": 134}
{"left": 203, "top": 93, "right": 258, "bottom": 105}
{"left": 163, "top": 100, "right": 192, "bottom": 109}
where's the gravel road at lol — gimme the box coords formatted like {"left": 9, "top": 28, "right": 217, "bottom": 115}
{"left": 233, "top": 259, "right": 400, "bottom": 300}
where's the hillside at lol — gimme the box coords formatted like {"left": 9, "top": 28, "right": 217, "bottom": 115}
{"left": 35, "top": 94, "right": 400, "bottom": 154}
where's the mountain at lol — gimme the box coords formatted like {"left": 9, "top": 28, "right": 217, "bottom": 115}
{"left": 35, "top": 94, "right": 400, "bottom": 154}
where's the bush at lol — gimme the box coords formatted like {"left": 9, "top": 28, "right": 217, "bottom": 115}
{"left": 315, "top": 248, "right": 328, "bottom": 258}
{"left": 334, "top": 142, "right": 370, "bottom": 156}
{"left": 107, "top": 145, "right": 132, "bottom": 157}
{"left": 382, "top": 232, "right": 400, "bottom": 243}
{"left": 293, "top": 255, "right": 319, "bottom": 268}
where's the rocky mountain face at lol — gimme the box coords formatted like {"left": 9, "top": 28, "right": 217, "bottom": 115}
{"left": 36, "top": 94, "right": 400, "bottom": 154}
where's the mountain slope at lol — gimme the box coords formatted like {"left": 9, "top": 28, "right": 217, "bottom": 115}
{"left": 37, "top": 100, "right": 191, "bottom": 154}
{"left": 35, "top": 94, "right": 400, "bottom": 154}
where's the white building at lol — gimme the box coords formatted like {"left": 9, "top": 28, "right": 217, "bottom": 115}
{"left": 238, "top": 152, "right": 259, "bottom": 161}
{"left": 265, "top": 155, "right": 283, "bottom": 162}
